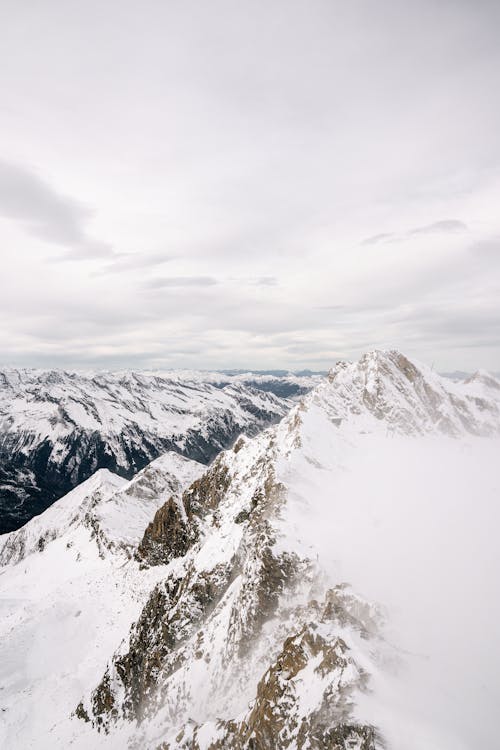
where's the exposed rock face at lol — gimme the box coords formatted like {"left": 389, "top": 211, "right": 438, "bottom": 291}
{"left": 0, "top": 452, "right": 204, "bottom": 566}
{"left": 136, "top": 497, "right": 194, "bottom": 566}
{"left": 160, "top": 587, "right": 381, "bottom": 750}
{"left": 83, "top": 451, "right": 305, "bottom": 733}
{"left": 2, "top": 348, "right": 494, "bottom": 749}
{"left": 78, "top": 412, "right": 385, "bottom": 748}
{"left": 74, "top": 352, "right": 500, "bottom": 748}
{"left": 464, "top": 370, "right": 500, "bottom": 391}
{"left": 326, "top": 350, "right": 500, "bottom": 436}
{"left": 136, "top": 455, "right": 232, "bottom": 567}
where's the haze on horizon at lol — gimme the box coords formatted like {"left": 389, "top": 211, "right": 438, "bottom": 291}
{"left": 1, "top": 0, "right": 499, "bottom": 372}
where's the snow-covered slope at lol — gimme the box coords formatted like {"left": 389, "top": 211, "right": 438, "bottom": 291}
{"left": 0, "top": 451, "right": 205, "bottom": 749}
{"left": 0, "top": 451, "right": 204, "bottom": 567}
{"left": 461, "top": 368, "right": 500, "bottom": 398}
{"left": 0, "top": 369, "right": 312, "bottom": 533}
{"left": 1, "top": 351, "right": 499, "bottom": 749}
{"left": 0, "top": 468, "right": 126, "bottom": 566}
{"left": 73, "top": 351, "right": 499, "bottom": 748}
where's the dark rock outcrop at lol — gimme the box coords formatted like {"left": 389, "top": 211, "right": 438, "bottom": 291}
{"left": 136, "top": 497, "right": 195, "bottom": 566}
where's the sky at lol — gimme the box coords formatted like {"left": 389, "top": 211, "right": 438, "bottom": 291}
{"left": 0, "top": 0, "right": 499, "bottom": 371}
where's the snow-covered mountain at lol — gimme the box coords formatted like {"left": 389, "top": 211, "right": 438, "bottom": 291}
{"left": 324, "top": 350, "right": 500, "bottom": 436}
{"left": 0, "top": 368, "right": 315, "bottom": 534}
{"left": 1, "top": 351, "right": 499, "bottom": 749}
{"left": 0, "top": 451, "right": 204, "bottom": 567}
{"left": 0, "top": 451, "right": 205, "bottom": 749}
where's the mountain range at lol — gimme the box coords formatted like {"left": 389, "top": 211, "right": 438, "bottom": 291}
{"left": 0, "top": 369, "right": 316, "bottom": 534}
{"left": 0, "top": 351, "right": 499, "bottom": 749}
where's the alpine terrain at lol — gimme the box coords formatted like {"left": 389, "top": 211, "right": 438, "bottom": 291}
{"left": 0, "top": 351, "right": 499, "bottom": 749}
{"left": 0, "top": 369, "right": 315, "bottom": 534}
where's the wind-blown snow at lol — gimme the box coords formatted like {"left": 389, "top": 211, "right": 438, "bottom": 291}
{"left": 0, "top": 350, "right": 498, "bottom": 749}
{"left": 277, "top": 425, "right": 500, "bottom": 748}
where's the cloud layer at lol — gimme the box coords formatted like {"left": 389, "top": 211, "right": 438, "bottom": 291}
{"left": 0, "top": 160, "right": 112, "bottom": 258}
{"left": 0, "top": 1, "right": 499, "bottom": 371}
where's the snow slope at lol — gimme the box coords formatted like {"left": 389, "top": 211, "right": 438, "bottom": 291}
{"left": 0, "top": 451, "right": 204, "bottom": 566}
{"left": 1, "top": 350, "right": 499, "bottom": 749}
{"left": 73, "top": 351, "right": 500, "bottom": 748}
{"left": 0, "top": 452, "right": 204, "bottom": 750}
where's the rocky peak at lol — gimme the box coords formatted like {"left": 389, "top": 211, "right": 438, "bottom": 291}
{"left": 159, "top": 586, "right": 381, "bottom": 750}
{"left": 4, "top": 350, "right": 497, "bottom": 749}
{"left": 323, "top": 349, "right": 500, "bottom": 436}
{"left": 0, "top": 469, "right": 125, "bottom": 566}
{"left": 464, "top": 369, "right": 500, "bottom": 391}
{"left": 136, "top": 496, "right": 194, "bottom": 566}
{"left": 74, "top": 351, "right": 500, "bottom": 748}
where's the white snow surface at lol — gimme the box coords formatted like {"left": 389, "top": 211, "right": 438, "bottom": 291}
{"left": 0, "top": 523, "right": 169, "bottom": 749}
{"left": 0, "top": 452, "right": 205, "bottom": 749}
{"left": 0, "top": 366, "right": 302, "bottom": 533}
{"left": 275, "top": 415, "right": 500, "bottom": 749}
{"left": 0, "top": 350, "right": 499, "bottom": 749}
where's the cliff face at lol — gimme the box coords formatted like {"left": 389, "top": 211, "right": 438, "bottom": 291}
{"left": 136, "top": 458, "right": 231, "bottom": 567}
{"left": 78, "top": 424, "right": 386, "bottom": 747}
{"left": 161, "top": 588, "right": 381, "bottom": 750}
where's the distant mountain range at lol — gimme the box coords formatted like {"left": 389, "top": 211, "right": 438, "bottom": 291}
{"left": 0, "top": 368, "right": 318, "bottom": 534}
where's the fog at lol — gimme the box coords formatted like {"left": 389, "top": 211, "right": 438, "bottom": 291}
{"left": 288, "top": 435, "right": 500, "bottom": 747}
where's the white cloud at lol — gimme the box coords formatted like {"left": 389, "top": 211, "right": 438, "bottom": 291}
{"left": 0, "top": 1, "right": 499, "bottom": 370}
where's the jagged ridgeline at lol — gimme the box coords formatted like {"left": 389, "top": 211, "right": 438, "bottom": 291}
{"left": 74, "top": 352, "right": 499, "bottom": 748}
{"left": 1, "top": 351, "right": 499, "bottom": 749}
{"left": 77, "top": 432, "right": 384, "bottom": 750}
{"left": 0, "top": 369, "right": 315, "bottom": 533}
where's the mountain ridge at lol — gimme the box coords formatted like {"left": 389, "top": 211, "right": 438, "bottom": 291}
{"left": 75, "top": 350, "right": 500, "bottom": 747}
{"left": 1, "top": 350, "right": 499, "bottom": 749}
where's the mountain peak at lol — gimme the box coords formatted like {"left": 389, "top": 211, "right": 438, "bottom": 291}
{"left": 464, "top": 369, "right": 500, "bottom": 390}
{"left": 324, "top": 349, "right": 500, "bottom": 436}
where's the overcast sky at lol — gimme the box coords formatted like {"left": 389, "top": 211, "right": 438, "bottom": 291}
{"left": 1, "top": 0, "right": 499, "bottom": 371}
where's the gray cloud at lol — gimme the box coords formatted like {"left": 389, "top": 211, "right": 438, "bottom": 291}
{"left": 228, "top": 276, "right": 280, "bottom": 287}
{"left": 409, "top": 219, "right": 468, "bottom": 236}
{"left": 362, "top": 221, "right": 468, "bottom": 247}
{"left": 143, "top": 276, "right": 218, "bottom": 289}
{"left": 1, "top": 1, "right": 500, "bottom": 376}
{"left": 316, "top": 305, "right": 346, "bottom": 311}
{"left": 97, "top": 252, "right": 175, "bottom": 274}
{"left": 250, "top": 276, "right": 278, "bottom": 286}
{"left": 258, "top": 276, "right": 277, "bottom": 286}
{"left": 470, "top": 238, "right": 500, "bottom": 258}
{"left": 361, "top": 233, "right": 395, "bottom": 246}
{"left": 0, "top": 159, "right": 112, "bottom": 258}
